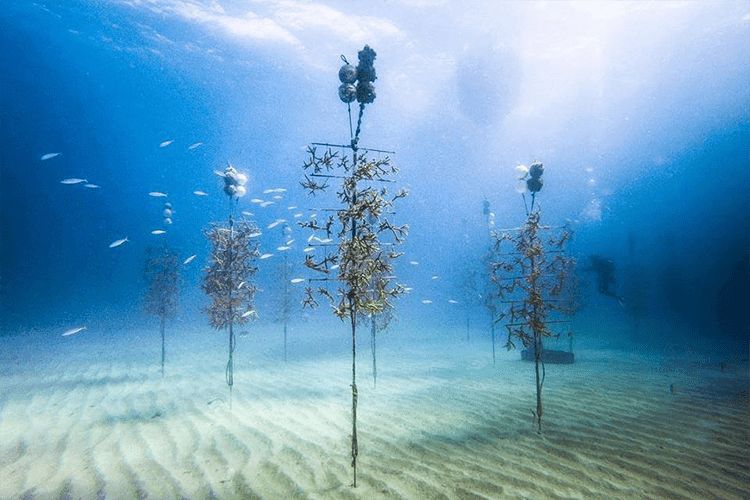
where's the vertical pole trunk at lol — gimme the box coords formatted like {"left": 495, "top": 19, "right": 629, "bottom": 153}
{"left": 371, "top": 319, "right": 377, "bottom": 387}
{"left": 160, "top": 314, "right": 166, "bottom": 377}
{"left": 349, "top": 307, "right": 358, "bottom": 487}
{"left": 228, "top": 322, "right": 234, "bottom": 411}
{"left": 534, "top": 332, "right": 543, "bottom": 433}
{"left": 227, "top": 201, "right": 235, "bottom": 411}
{"left": 491, "top": 320, "right": 496, "bottom": 365}
{"left": 283, "top": 321, "right": 288, "bottom": 363}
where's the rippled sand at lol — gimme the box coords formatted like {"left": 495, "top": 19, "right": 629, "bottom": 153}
{"left": 0, "top": 326, "right": 747, "bottom": 499}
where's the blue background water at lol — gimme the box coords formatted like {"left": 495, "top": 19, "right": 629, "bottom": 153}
{"left": 1, "top": 1, "right": 748, "bottom": 353}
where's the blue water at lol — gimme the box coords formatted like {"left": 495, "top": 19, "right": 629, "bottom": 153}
{"left": 1, "top": 1, "right": 748, "bottom": 350}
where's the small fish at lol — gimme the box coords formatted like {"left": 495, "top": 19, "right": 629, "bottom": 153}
{"left": 183, "top": 255, "right": 197, "bottom": 265}
{"left": 248, "top": 231, "right": 262, "bottom": 238}
{"left": 62, "top": 326, "right": 86, "bottom": 337}
{"left": 159, "top": 140, "right": 174, "bottom": 148}
{"left": 285, "top": 239, "right": 294, "bottom": 245}
{"left": 259, "top": 253, "right": 273, "bottom": 260}
{"left": 41, "top": 152, "right": 61, "bottom": 161}
{"left": 250, "top": 198, "right": 264, "bottom": 204}
{"left": 277, "top": 246, "right": 291, "bottom": 251}
{"left": 409, "top": 261, "right": 419, "bottom": 266}
{"left": 263, "top": 188, "right": 286, "bottom": 194}
{"left": 151, "top": 230, "right": 166, "bottom": 235}
{"left": 448, "top": 299, "right": 459, "bottom": 304}
{"left": 60, "top": 178, "right": 87, "bottom": 185}
{"left": 290, "top": 278, "right": 305, "bottom": 284}
{"left": 330, "top": 264, "right": 340, "bottom": 270}
{"left": 431, "top": 275, "right": 439, "bottom": 280}
{"left": 421, "top": 299, "right": 433, "bottom": 304}
{"left": 287, "top": 206, "right": 298, "bottom": 210}
{"left": 307, "top": 234, "right": 315, "bottom": 243}
{"left": 260, "top": 201, "right": 274, "bottom": 208}
{"left": 193, "top": 190, "right": 208, "bottom": 196}
{"left": 188, "top": 141, "right": 204, "bottom": 150}
{"left": 316, "top": 237, "right": 333, "bottom": 244}
{"left": 241, "top": 310, "right": 256, "bottom": 318}
{"left": 149, "top": 191, "right": 168, "bottom": 197}
{"left": 267, "top": 221, "right": 282, "bottom": 229}
{"left": 273, "top": 195, "right": 283, "bottom": 200}
{"left": 237, "top": 281, "right": 246, "bottom": 289}
{"left": 242, "top": 211, "right": 254, "bottom": 217}
{"left": 293, "top": 213, "right": 303, "bottom": 218}
{"left": 404, "top": 287, "right": 413, "bottom": 292}
{"left": 303, "top": 247, "right": 315, "bottom": 253}
{"left": 84, "top": 183, "right": 100, "bottom": 189}
{"left": 109, "top": 237, "right": 129, "bottom": 248}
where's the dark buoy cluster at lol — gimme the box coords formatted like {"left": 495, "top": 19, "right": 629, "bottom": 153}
{"left": 527, "top": 161, "right": 544, "bottom": 193}
{"left": 338, "top": 45, "right": 377, "bottom": 105}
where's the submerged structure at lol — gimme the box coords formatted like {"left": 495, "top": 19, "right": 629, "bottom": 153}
{"left": 490, "top": 161, "right": 576, "bottom": 432}
{"left": 202, "top": 165, "right": 260, "bottom": 408}
{"left": 299, "top": 45, "right": 408, "bottom": 487}
{"left": 143, "top": 204, "right": 179, "bottom": 377}
{"left": 276, "top": 223, "right": 296, "bottom": 362}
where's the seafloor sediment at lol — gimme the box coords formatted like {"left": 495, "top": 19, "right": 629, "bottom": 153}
{"left": 0, "top": 326, "right": 747, "bottom": 499}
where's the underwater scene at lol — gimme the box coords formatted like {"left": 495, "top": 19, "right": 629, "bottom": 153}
{"left": 1, "top": 1, "right": 749, "bottom": 499}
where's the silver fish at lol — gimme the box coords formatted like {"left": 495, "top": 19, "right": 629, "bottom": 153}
{"left": 259, "top": 253, "right": 273, "bottom": 259}
{"left": 260, "top": 201, "right": 274, "bottom": 208}
{"left": 62, "top": 326, "right": 86, "bottom": 337}
{"left": 109, "top": 237, "right": 129, "bottom": 248}
{"left": 60, "top": 178, "right": 87, "bottom": 185}
{"left": 151, "top": 229, "right": 166, "bottom": 235}
{"left": 149, "top": 191, "right": 168, "bottom": 197}
{"left": 159, "top": 140, "right": 174, "bottom": 148}
{"left": 188, "top": 142, "right": 204, "bottom": 150}
{"left": 183, "top": 255, "right": 197, "bottom": 265}
{"left": 290, "top": 278, "right": 305, "bottom": 284}
{"left": 277, "top": 246, "right": 291, "bottom": 251}
{"left": 193, "top": 190, "right": 208, "bottom": 196}
{"left": 84, "top": 183, "right": 100, "bottom": 189}
{"left": 421, "top": 299, "right": 433, "bottom": 304}
{"left": 41, "top": 152, "right": 61, "bottom": 161}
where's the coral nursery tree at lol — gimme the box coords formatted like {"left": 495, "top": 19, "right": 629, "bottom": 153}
{"left": 143, "top": 201, "right": 179, "bottom": 377}
{"left": 277, "top": 223, "right": 296, "bottom": 362}
{"left": 481, "top": 199, "right": 500, "bottom": 364}
{"left": 203, "top": 165, "right": 260, "bottom": 409}
{"left": 144, "top": 247, "right": 178, "bottom": 376}
{"left": 298, "top": 46, "right": 408, "bottom": 487}
{"left": 490, "top": 162, "right": 575, "bottom": 432}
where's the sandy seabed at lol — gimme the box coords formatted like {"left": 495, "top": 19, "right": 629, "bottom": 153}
{"left": 0, "top": 324, "right": 747, "bottom": 499}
